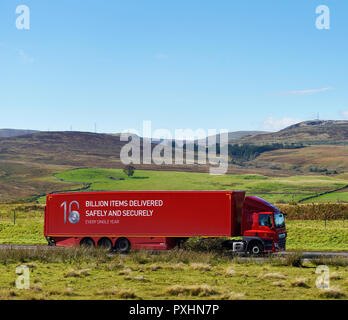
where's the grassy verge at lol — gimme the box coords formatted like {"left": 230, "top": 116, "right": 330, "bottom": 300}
{"left": 0, "top": 248, "right": 347, "bottom": 300}
{"left": 286, "top": 220, "right": 348, "bottom": 251}
{"left": 0, "top": 204, "right": 46, "bottom": 245}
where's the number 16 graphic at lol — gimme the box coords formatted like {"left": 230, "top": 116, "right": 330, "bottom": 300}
{"left": 60, "top": 201, "right": 80, "bottom": 224}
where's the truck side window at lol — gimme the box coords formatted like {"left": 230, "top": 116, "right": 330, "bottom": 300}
{"left": 259, "top": 214, "right": 272, "bottom": 228}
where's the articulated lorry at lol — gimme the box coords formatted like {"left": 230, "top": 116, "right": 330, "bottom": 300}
{"left": 44, "top": 191, "right": 286, "bottom": 254}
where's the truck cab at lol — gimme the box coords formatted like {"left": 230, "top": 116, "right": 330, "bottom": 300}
{"left": 242, "top": 196, "right": 287, "bottom": 254}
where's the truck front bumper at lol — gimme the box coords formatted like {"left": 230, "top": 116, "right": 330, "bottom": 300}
{"left": 274, "top": 240, "right": 286, "bottom": 251}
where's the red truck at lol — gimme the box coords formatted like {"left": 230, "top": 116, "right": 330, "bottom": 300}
{"left": 44, "top": 191, "right": 286, "bottom": 254}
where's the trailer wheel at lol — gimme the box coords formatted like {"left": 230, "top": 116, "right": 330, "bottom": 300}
{"left": 80, "top": 238, "right": 95, "bottom": 248}
{"left": 248, "top": 241, "right": 264, "bottom": 256}
{"left": 97, "top": 238, "right": 113, "bottom": 251}
{"left": 115, "top": 238, "right": 131, "bottom": 253}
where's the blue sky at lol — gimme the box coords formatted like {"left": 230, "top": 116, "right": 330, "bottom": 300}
{"left": 0, "top": 0, "right": 347, "bottom": 134}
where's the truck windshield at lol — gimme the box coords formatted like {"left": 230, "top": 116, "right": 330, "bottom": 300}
{"left": 274, "top": 213, "right": 285, "bottom": 228}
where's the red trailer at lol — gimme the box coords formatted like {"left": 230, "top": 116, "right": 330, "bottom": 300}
{"left": 44, "top": 191, "right": 286, "bottom": 254}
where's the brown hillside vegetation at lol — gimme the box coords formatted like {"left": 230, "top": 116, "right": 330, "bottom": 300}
{"left": 0, "top": 132, "right": 125, "bottom": 167}
{"left": 0, "top": 132, "right": 127, "bottom": 201}
{"left": 254, "top": 145, "right": 348, "bottom": 173}
{"left": 0, "top": 132, "right": 213, "bottom": 201}
{"left": 0, "top": 131, "right": 213, "bottom": 171}
{"left": 0, "top": 161, "right": 82, "bottom": 202}
{"left": 1, "top": 126, "right": 348, "bottom": 201}
{"left": 0, "top": 129, "right": 39, "bottom": 138}
{"left": 241, "top": 120, "right": 348, "bottom": 144}
{"left": 0, "top": 129, "right": 310, "bottom": 201}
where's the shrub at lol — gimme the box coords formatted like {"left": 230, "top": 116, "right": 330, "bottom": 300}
{"left": 64, "top": 268, "right": 90, "bottom": 278}
{"left": 95, "top": 288, "right": 138, "bottom": 299}
{"left": 165, "top": 285, "right": 219, "bottom": 297}
{"left": 284, "top": 251, "right": 303, "bottom": 267}
{"left": 123, "top": 165, "right": 136, "bottom": 177}
{"left": 182, "top": 237, "right": 227, "bottom": 252}
{"left": 146, "top": 264, "right": 162, "bottom": 271}
{"left": 218, "top": 292, "right": 245, "bottom": 300}
{"left": 330, "top": 272, "right": 343, "bottom": 280}
{"left": 260, "top": 272, "right": 286, "bottom": 280}
{"left": 291, "top": 278, "right": 310, "bottom": 288}
{"left": 118, "top": 268, "right": 132, "bottom": 275}
{"left": 277, "top": 203, "right": 348, "bottom": 220}
{"left": 272, "top": 281, "right": 285, "bottom": 287}
{"left": 319, "top": 287, "right": 346, "bottom": 299}
{"left": 224, "top": 267, "right": 236, "bottom": 277}
{"left": 189, "top": 263, "right": 212, "bottom": 272}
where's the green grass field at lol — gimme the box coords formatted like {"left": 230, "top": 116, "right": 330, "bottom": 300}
{"left": 0, "top": 247, "right": 347, "bottom": 300}
{"left": 51, "top": 168, "right": 348, "bottom": 204}
{"left": 302, "top": 192, "right": 348, "bottom": 203}
{"left": 286, "top": 220, "right": 348, "bottom": 251}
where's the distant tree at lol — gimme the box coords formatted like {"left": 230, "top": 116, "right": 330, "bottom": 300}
{"left": 123, "top": 165, "right": 136, "bottom": 177}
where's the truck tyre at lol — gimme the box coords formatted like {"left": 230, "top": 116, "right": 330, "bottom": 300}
{"left": 97, "top": 238, "right": 113, "bottom": 251}
{"left": 248, "top": 241, "right": 264, "bottom": 256}
{"left": 80, "top": 238, "right": 95, "bottom": 248}
{"left": 115, "top": 238, "right": 131, "bottom": 253}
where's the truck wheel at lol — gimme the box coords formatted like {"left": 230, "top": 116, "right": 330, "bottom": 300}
{"left": 248, "top": 241, "right": 263, "bottom": 256}
{"left": 97, "top": 238, "right": 113, "bottom": 251}
{"left": 115, "top": 238, "right": 131, "bottom": 253}
{"left": 80, "top": 238, "right": 95, "bottom": 248}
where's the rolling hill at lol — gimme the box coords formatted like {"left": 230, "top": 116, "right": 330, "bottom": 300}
{"left": 0, "top": 131, "right": 213, "bottom": 201}
{"left": 2, "top": 121, "right": 348, "bottom": 201}
{"left": 0, "top": 131, "right": 125, "bottom": 167}
{"left": 0, "top": 131, "right": 212, "bottom": 171}
{"left": 199, "top": 131, "right": 269, "bottom": 145}
{"left": 0, "top": 129, "right": 39, "bottom": 138}
{"left": 140, "top": 130, "right": 269, "bottom": 147}
{"left": 240, "top": 120, "right": 348, "bottom": 145}
{"left": 0, "top": 131, "right": 127, "bottom": 201}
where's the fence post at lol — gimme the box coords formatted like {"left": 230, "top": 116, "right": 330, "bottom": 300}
{"left": 13, "top": 211, "right": 16, "bottom": 225}
{"left": 343, "top": 213, "right": 345, "bottom": 227}
{"left": 324, "top": 212, "right": 326, "bottom": 229}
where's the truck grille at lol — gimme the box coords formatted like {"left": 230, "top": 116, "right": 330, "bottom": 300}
{"left": 263, "top": 240, "right": 273, "bottom": 249}
{"left": 279, "top": 238, "right": 286, "bottom": 250}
